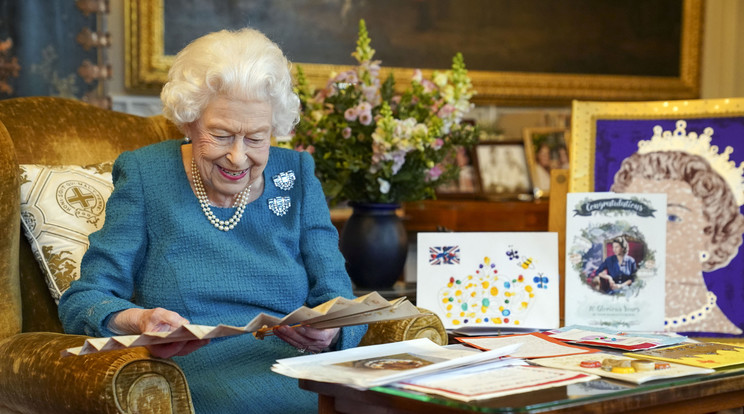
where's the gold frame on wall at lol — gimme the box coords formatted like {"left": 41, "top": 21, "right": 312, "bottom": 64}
{"left": 126, "top": 0, "right": 703, "bottom": 105}
{"left": 569, "top": 97, "right": 744, "bottom": 192}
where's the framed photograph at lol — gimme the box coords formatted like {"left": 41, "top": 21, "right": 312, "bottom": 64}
{"left": 570, "top": 97, "right": 744, "bottom": 337}
{"left": 523, "top": 127, "right": 570, "bottom": 198}
{"left": 473, "top": 141, "right": 531, "bottom": 200}
{"left": 435, "top": 147, "right": 481, "bottom": 199}
{"left": 125, "top": 0, "right": 702, "bottom": 105}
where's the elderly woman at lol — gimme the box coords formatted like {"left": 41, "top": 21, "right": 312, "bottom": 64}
{"left": 58, "top": 28, "right": 367, "bottom": 412}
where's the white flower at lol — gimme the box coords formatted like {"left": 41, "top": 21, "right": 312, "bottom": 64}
{"left": 377, "top": 178, "right": 391, "bottom": 194}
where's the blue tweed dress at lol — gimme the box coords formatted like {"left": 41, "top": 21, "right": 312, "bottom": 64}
{"left": 58, "top": 139, "right": 367, "bottom": 413}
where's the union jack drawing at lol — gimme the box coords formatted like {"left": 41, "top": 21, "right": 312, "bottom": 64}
{"left": 429, "top": 245, "right": 460, "bottom": 265}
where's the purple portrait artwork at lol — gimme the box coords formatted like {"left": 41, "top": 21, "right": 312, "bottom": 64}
{"left": 593, "top": 117, "right": 744, "bottom": 337}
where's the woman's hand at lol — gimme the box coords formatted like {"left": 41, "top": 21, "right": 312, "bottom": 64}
{"left": 273, "top": 325, "right": 340, "bottom": 354}
{"left": 109, "top": 307, "right": 210, "bottom": 358}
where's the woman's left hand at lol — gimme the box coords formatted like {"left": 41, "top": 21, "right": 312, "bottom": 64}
{"left": 273, "top": 325, "right": 340, "bottom": 354}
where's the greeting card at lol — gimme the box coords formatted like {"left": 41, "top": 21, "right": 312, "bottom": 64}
{"left": 564, "top": 193, "right": 667, "bottom": 330}
{"left": 417, "top": 232, "right": 559, "bottom": 331}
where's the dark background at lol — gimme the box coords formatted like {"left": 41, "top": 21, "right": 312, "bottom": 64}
{"left": 164, "top": 0, "right": 683, "bottom": 77}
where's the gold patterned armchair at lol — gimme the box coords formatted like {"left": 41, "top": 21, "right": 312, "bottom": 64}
{"left": 0, "top": 97, "right": 445, "bottom": 414}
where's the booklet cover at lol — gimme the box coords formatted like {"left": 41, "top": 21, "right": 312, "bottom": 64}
{"left": 62, "top": 292, "right": 418, "bottom": 357}
{"left": 417, "top": 232, "right": 559, "bottom": 331}
{"left": 564, "top": 193, "right": 667, "bottom": 331}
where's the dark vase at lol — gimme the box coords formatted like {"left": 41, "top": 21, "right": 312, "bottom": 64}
{"left": 339, "top": 203, "right": 407, "bottom": 289}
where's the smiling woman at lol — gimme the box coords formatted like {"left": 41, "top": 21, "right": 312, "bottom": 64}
{"left": 58, "top": 27, "right": 368, "bottom": 413}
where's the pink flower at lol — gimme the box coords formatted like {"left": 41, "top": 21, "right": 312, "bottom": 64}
{"left": 412, "top": 69, "right": 423, "bottom": 83}
{"left": 438, "top": 103, "right": 456, "bottom": 117}
{"left": 359, "top": 110, "right": 373, "bottom": 126}
{"left": 294, "top": 144, "right": 315, "bottom": 154}
{"left": 431, "top": 139, "right": 444, "bottom": 150}
{"left": 344, "top": 107, "right": 358, "bottom": 122}
{"left": 342, "top": 127, "right": 352, "bottom": 139}
{"left": 427, "top": 165, "right": 443, "bottom": 180}
{"left": 421, "top": 79, "right": 436, "bottom": 93}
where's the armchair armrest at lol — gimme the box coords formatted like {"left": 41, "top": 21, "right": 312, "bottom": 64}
{"left": 0, "top": 332, "right": 193, "bottom": 414}
{"left": 359, "top": 307, "right": 447, "bottom": 346}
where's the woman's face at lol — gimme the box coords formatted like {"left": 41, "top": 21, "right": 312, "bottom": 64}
{"left": 612, "top": 242, "right": 624, "bottom": 256}
{"left": 185, "top": 96, "right": 273, "bottom": 205}
{"left": 537, "top": 145, "right": 551, "bottom": 167}
{"left": 621, "top": 177, "right": 707, "bottom": 285}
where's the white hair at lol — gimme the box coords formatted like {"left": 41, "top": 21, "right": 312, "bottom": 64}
{"left": 160, "top": 28, "right": 300, "bottom": 136}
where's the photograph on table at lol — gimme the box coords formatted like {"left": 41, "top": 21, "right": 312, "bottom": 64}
{"left": 523, "top": 127, "right": 570, "bottom": 198}
{"left": 564, "top": 193, "right": 667, "bottom": 331}
{"left": 473, "top": 141, "right": 532, "bottom": 200}
{"left": 417, "top": 232, "right": 559, "bottom": 333}
{"left": 570, "top": 98, "right": 744, "bottom": 336}
{"left": 436, "top": 146, "right": 481, "bottom": 198}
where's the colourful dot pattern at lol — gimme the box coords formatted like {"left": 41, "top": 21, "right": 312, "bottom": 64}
{"left": 438, "top": 256, "right": 548, "bottom": 327}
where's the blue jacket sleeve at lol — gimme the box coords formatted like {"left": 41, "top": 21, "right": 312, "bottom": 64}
{"left": 296, "top": 151, "right": 367, "bottom": 349}
{"left": 58, "top": 151, "right": 147, "bottom": 337}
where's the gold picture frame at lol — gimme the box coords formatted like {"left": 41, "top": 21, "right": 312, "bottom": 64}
{"left": 568, "top": 97, "right": 744, "bottom": 336}
{"left": 569, "top": 98, "right": 744, "bottom": 192}
{"left": 523, "top": 127, "right": 570, "bottom": 199}
{"left": 125, "top": 0, "right": 703, "bottom": 105}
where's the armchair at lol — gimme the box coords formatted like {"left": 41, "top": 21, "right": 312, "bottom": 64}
{"left": 0, "top": 97, "right": 445, "bottom": 414}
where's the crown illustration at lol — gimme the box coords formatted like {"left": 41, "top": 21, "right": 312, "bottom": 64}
{"left": 636, "top": 120, "right": 744, "bottom": 206}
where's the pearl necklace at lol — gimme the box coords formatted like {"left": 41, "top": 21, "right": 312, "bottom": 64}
{"left": 191, "top": 159, "right": 251, "bottom": 231}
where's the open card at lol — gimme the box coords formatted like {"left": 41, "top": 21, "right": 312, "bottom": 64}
{"left": 531, "top": 352, "right": 714, "bottom": 384}
{"left": 62, "top": 292, "right": 418, "bottom": 357}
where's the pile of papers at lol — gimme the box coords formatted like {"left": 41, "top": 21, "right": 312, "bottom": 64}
{"left": 272, "top": 338, "right": 598, "bottom": 401}
{"left": 62, "top": 292, "right": 418, "bottom": 357}
{"left": 272, "top": 338, "right": 520, "bottom": 389}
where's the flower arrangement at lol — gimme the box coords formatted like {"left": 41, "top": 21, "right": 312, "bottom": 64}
{"left": 292, "top": 19, "right": 479, "bottom": 205}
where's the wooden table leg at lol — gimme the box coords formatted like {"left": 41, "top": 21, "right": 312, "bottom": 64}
{"left": 318, "top": 394, "right": 338, "bottom": 414}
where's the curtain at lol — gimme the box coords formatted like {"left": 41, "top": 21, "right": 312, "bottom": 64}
{"left": 0, "top": 0, "right": 96, "bottom": 99}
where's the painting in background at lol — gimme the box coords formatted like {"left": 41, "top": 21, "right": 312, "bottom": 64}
{"left": 163, "top": 0, "right": 683, "bottom": 76}
{"left": 571, "top": 98, "right": 744, "bottom": 337}
{"left": 131, "top": 0, "right": 701, "bottom": 103}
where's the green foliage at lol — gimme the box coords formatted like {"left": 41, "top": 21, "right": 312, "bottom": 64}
{"left": 292, "top": 20, "right": 479, "bottom": 205}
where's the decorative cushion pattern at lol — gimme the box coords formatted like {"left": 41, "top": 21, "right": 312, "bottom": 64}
{"left": 19, "top": 162, "right": 113, "bottom": 303}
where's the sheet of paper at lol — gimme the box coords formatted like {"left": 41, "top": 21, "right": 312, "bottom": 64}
{"left": 564, "top": 193, "right": 667, "bottom": 331}
{"left": 416, "top": 232, "right": 559, "bottom": 331}
{"left": 531, "top": 352, "right": 714, "bottom": 384}
{"left": 456, "top": 332, "right": 599, "bottom": 359}
{"left": 543, "top": 325, "right": 687, "bottom": 351}
{"left": 628, "top": 341, "right": 744, "bottom": 368}
{"left": 399, "top": 364, "right": 597, "bottom": 401}
{"left": 272, "top": 338, "right": 520, "bottom": 389}
{"left": 62, "top": 293, "right": 419, "bottom": 357}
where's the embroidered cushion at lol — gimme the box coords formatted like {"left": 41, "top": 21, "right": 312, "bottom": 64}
{"left": 19, "top": 162, "right": 114, "bottom": 303}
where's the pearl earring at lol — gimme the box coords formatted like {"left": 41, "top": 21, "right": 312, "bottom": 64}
{"left": 699, "top": 250, "right": 710, "bottom": 262}
{"left": 184, "top": 136, "right": 191, "bottom": 143}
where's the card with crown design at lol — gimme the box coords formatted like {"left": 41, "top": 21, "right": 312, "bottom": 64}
{"left": 416, "top": 232, "right": 560, "bottom": 332}
{"left": 564, "top": 192, "right": 667, "bottom": 331}
{"left": 570, "top": 98, "right": 744, "bottom": 336}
